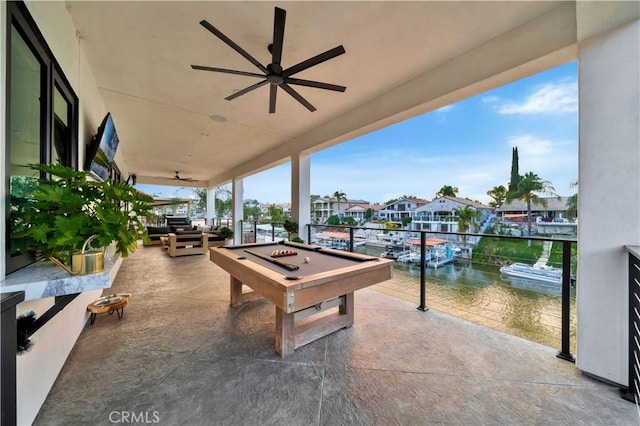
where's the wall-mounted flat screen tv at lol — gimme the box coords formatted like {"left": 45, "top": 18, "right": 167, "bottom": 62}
{"left": 84, "top": 112, "right": 119, "bottom": 181}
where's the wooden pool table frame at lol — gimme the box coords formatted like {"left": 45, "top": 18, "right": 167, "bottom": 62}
{"left": 209, "top": 241, "right": 394, "bottom": 357}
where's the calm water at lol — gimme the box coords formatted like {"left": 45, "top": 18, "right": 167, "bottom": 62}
{"left": 355, "top": 245, "right": 577, "bottom": 354}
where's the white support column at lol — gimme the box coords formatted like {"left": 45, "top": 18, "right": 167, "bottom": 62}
{"left": 206, "top": 187, "right": 216, "bottom": 227}
{"left": 291, "top": 153, "right": 311, "bottom": 242}
{"left": 232, "top": 178, "right": 244, "bottom": 244}
{"left": 576, "top": 17, "right": 640, "bottom": 385}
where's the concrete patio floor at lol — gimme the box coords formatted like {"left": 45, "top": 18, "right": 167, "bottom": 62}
{"left": 35, "top": 245, "right": 637, "bottom": 425}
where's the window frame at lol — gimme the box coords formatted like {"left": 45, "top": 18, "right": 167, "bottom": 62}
{"left": 5, "top": 1, "right": 79, "bottom": 274}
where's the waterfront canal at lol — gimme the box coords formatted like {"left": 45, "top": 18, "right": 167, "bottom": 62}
{"left": 355, "top": 245, "right": 578, "bottom": 354}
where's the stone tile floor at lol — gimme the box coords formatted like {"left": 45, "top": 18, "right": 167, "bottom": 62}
{"left": 35, "top": 246, "right": 638, "bottom": 425}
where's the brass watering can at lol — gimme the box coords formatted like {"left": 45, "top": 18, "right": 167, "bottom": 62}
{"left": 51, "top": 235, "right": 105, "bottom": 275}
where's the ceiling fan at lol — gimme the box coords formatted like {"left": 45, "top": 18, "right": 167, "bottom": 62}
{"left": 153, "top": 171, "right": 198, "bottom": 182}
{"left": 191, "top": 7, "right": 346, "bottom": 113}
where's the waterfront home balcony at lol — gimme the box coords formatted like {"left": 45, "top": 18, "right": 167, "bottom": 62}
{"left": 32, "top": 246, "right": 637, "bottom": 425}
{"left": 2, "top": 2, "right": 639, "bottom": 424}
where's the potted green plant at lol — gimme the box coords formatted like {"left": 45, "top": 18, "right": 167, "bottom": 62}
{"left": 14, "top": 163, "right": 153, "bottom": 273}
{"left": 219, "top": 226, "right": 234, "bottom": 244}
{"left": 283, "top": 219, "right": 299, "bottom": 241}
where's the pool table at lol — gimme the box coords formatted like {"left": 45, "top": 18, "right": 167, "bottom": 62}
{"left": 209, "top": 241, "right": 394, "bottom": 356}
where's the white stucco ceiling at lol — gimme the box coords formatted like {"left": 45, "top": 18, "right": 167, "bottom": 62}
{"left": 65, "top": 1, "right": 578, "bottom": 188}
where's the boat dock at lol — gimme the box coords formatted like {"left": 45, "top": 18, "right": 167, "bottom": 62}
{"left": 427, "top": 256, "right": 456, "bottom": 268}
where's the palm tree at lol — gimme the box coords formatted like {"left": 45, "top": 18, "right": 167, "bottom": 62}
{"left": 452, "top": 205, "right": 479, "bottom": 247}
{"left": 333, "top": 190, "right": 346, "bottom": 202}
{"left": 435, "top": 185, "right": 459, "bottom": 198}
{"left": 333, "top": 190, "right": 347, "bottom": 216}
{"left": 486, "top": 185, "right": 507, "bottom": 208}
{"left": 507, "top": 171, "right": 558, "bottom": 235}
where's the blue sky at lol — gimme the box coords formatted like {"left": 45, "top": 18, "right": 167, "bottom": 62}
{"left": 139, "top": 61, "right": 578, "bottom": 205}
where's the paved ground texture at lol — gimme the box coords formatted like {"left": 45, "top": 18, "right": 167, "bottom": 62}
{"left": 35, "top": 245, "right": 638, "bottom": 425}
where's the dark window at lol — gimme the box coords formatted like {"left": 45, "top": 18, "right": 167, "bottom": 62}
{"left": 6, "top": 1, "right": 78, "bottom": 274}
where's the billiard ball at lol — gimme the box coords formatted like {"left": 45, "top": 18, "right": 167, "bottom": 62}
{"left": 303, "top": 256, "right": 310, "bottom": 263}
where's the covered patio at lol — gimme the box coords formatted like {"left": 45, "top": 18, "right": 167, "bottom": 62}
{"left": 2, "top": 1, "right": 639, "bottom": 424}
{"left": 34, "top": 246, "right": 635, "bottom": 425}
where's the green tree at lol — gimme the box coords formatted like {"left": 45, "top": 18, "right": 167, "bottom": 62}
{"left": 486, "top": 185, "right": 507, "bottom": 208}
{"left": 342, "top": 216, "right": 356, "bottom": 226}
{"left": 365, "top": 208, "right": 374, "bottom": 220}
{"left": 435, "top": 185, "right": 459, "bottom": 198}
{"left": 243, "top": 199, "right": 261, "bottom": 221}
{"left": 267, "top": 204, "right": 283, "bottom": 222}
{"left": 192, "top": 188, "right": 207, "bottom": 215}
{"left": 333, "top": 190, "right": 347, "bottom": 202}
{"left": 566, "top": 181, "right": 578, "bottom": 220}
{"left": 507, "top": 171, "right": 558, "bottom": 235}
{"left": 333, "top": 190, "right": 347, "bottom": 217}
{"left": 326, "top": 214, "right": 341, "bottom": 225}
{"left": 452, "top": 205, "right": 479, "bottom": 247}
{"left": 401, "top": 216, "right": 412, "bottom": 227}
{"left": 508, "top": 146, "right": 520, "bottom": 193}
{"left": 214, "top": 187, "right": 232, "bottom": 219}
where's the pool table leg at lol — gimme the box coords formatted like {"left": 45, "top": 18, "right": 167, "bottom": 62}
{"left": 275, "top": 308, "right": 295, "bottom": 357}
{"left": 230, "top": 276, "right": 243, "bottom": 306}
{"left": 340, "top": 292, "right": 355, "bottom": 328}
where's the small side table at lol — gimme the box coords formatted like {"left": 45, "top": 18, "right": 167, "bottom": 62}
{"left": 87, "top": 293, "right": 130, "bottom": 325}
{"left": 160, "top": 236, "right": 168, "bottom": 249}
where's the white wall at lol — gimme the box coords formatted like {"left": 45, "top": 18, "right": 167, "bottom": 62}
{"left": 16, "top": 290, "right": 102, "bottom": 425}
{"left": 5, "top": 2, "right": 111, "bottom": 423}
{"left": 577, "top": 20, "right": 640, "bottom": 385}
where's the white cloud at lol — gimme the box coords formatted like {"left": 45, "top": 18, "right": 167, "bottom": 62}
{"left": 496, "top": 81, "right": 577, "bottom": 114}
{"left": 507, "top": 134, "right": 554, "bottom": 156}
{"left": 434, "top": 105, "right": 454, "bottom": 113}
{"left": 505, "top": 133, "right": 577, "bottom": 195}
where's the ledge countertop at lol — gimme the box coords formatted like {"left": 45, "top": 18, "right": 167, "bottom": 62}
{"left": 1, "top": 256, "right": 122, "bottom": 301}
{"left": 627, "top": 245, "right": 640, "bottom": 260}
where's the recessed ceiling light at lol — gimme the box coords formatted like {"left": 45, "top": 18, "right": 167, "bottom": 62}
{"left": 209, "top": 114, "right": 227, "bottom": 122}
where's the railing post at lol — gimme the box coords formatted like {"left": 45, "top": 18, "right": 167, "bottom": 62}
{"left": 240, "top": 220, "right": 244, "bottom": 244}
{"left": 271, "top": 223, "right": 275, "bottom": 242}
{"left": 556, "top": 240, "right": 575, "bottom": 362}
{"left": 349, "top": 227, "right": 354, "bottom": 252}
{"left": 253, "top": 221, "right": 257, "bottom": 243}
{"left": 307, "top": 224, "right": 311, "bottom": 245}
{"left": 417, "top": 231, "right": 428, "bottom": 312}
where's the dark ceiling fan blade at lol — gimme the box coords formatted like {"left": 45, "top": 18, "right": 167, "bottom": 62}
{"left": 225, "top": 79, "right": 269, "bottom": 101}
{"left": 282, "top": 45, "right": 346, "bottom": 78}
{"left": 271, "top": 7, "right": 286, "bottom": 72}
{"left": 280, "top": 83, "right": 316, "bottom": 112}
{"left": 284, "top": 77, "right": 346, "bottom": 92}
{"left": 269, "top": 85, "right": 277, "bottom": 114}
{"left": 191, "top": 65, "right": 265, "bottom": 79}
{"left": 199, "top": 20, "right": 269, "bottom": 74}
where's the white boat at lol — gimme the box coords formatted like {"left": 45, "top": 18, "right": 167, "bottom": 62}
{"left": 381, "top": 244, "right": 406, "bottom": 259}
{"left": 396, "top": 252, "right": 431, "bottom": 264}
{"left": 500, "top": 263, "right": 574, "bottom": 285}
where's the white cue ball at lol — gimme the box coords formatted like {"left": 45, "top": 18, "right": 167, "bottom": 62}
{"left": 303, "top": 256, "right": 310, "bottom": 263}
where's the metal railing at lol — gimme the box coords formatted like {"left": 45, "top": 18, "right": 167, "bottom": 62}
{"left": 240, "top": 220, "right": 577, "bottom": 361}
{"left": 623, "top": 249, "right": 640, "bottom": 403}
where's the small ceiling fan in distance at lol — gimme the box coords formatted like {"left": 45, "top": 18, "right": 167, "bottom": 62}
{"left": 153, "top": 171, "right": 198, "bottom": 182}
{"left": 191, "top": 6, "right": 346, "bottom": 113}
